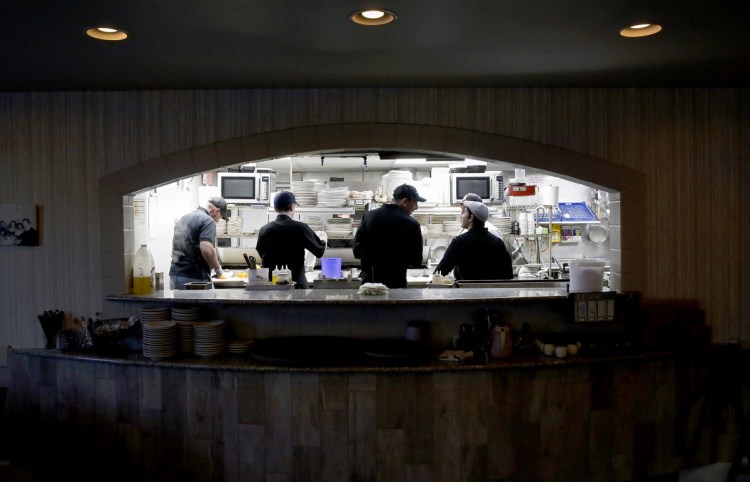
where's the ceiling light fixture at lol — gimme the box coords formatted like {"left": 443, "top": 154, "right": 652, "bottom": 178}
{"left": 350, "top": 9, "right": 397, "bottom": 26}
{"left": 86, "top": 26, "right": 128, "bottom": 41}
{"left": 619, "top": 23, "right": 662, "bottom": 38}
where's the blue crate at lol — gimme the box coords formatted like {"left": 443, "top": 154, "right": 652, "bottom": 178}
{"left": 536, "top": 202, "right": 598, "bottom": 223}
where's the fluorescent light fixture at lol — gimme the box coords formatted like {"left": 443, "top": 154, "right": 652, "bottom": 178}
{"left": 393, "top": 159, "right": 427, "bottom": 166}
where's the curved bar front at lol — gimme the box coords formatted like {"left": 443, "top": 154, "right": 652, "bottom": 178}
{"left": 8, "top": 346, "right": 732, "bottom": 481}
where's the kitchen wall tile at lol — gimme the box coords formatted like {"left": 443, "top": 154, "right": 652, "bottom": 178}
{"left": 610, "top": 248, "right": 622, "bottom": 274}
{"left": 610, "top": 199, "right": 621, "bottom": 225}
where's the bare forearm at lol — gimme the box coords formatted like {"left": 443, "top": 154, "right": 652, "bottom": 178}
{"left": 200, "top": 241, "right": 223, "bottom": 275}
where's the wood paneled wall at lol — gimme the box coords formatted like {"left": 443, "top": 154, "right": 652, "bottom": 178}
{"left": 8, "top": 352, "right": 733, "bottom": 481}
{"left": 0, "top": 88, "right": 747, "bottom": 348}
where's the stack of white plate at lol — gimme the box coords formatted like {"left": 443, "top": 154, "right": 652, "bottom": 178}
{"left": 193, "top": 320, "right": 226, "bottom": 358}
{"left": 491, "top": 216, "right": 512, "bottom": 234}
{"left": 227, "top": 339, "right": 254, "bottom": 355}
{"left": 171, "top": 306, "right": 199, "bottom": 321}
{"left": 226, "top": 216, "right": 244, "bottom": 236}
{"left": 175, "top": 322, "right": 195, "bottom": 354}
{"left": 142, "top": 320, "right": 176, "bottom": 360}
{"left": 140, "top": 306, "right": 170, "bottom": 323}
{"left": 216, "top": 218, "right": 227, "bottom": 234}
{"left": 443, "top": 221, "right": 462, "bottom": 235}
{"left": 426, "top": 224, "right": 444, "bottom": 235}
{"left": 325, "top": 217, "right": 353, "bottom": 236}
{"left": 383, "top": 170, "right": 413, "bottom": 198}
{"left": 317, "top": 187, "right": 349, "bottom": 207}
{"left": 412, "top": 213, "right": 429, "bottom": 225}
{"left": 430, "top": 214, "right": 457, "bottom": 225}
{"left": 170, "top": 306, "right": 200, "bottom": 353}
{"left": 291, "top": 181, "right": 317, "bottom": 207}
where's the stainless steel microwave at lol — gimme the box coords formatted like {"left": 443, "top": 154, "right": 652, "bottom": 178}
{"left": 218, "top": 172, "right": 277, "bottom": 204}
{"left": 450, "top": 171, "right": 504, "bottom": 204}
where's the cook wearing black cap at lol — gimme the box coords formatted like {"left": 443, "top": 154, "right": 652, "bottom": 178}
{"left": 169, "top": 197, "right": 228, "bottom": 289}
{"left": 353, "top": 183, "right": 425, "bottom": 288}
{"left": 256, "top": 191, "right": 327, "bottom": 289}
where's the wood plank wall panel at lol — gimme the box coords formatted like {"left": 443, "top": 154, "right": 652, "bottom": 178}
{"left": 9, "top": 353, "right": 736, "bottom": 481}
{"left": 0, "top": 88, "right": 747, "bottom": 349}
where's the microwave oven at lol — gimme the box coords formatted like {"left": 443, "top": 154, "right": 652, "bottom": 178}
{"left": 450, "top": 171, "right": 504, "bottom": 204}
{"left": 218, "top": 172, "right": 277, "bottom": 204}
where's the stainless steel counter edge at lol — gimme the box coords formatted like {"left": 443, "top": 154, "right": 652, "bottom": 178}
{"left": 11, "top": 346, "right": 726, "bottom": 374}
{"left": 106, "top": 287, "right": 570, "bottom": 305}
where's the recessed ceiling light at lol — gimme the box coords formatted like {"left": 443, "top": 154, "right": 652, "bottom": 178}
{"left": 350, "top": 9, "right": 397, "bottom": 26}
{"left": 619, "top": 23, "right": 662, "bottom": 38}
{"left": 86, "top": 26, "right": 128, "bottom": 41}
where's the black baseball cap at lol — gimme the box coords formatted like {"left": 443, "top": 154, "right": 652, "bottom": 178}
{"left": 274, "top": 191, "right": 299, "bottom": 209}
{"left": 393, "top": 184, "right": 427, "bottom": 202}
{"left": 208, "top": 197, "right": 229, "bottom": 220}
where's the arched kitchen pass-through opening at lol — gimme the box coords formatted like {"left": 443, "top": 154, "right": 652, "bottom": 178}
{"left": 98, "top": 123, "right": 645, "bottom": 303}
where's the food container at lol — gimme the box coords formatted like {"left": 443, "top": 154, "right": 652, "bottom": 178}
{"left": 568, "top": 259, "right": 605, "bottom": 293}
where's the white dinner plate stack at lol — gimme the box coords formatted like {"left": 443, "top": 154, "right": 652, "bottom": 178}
{"left": 325, "top": 217, "right": 353, "bottom": 236}
{"left": 142, "top": 320, "right": 176, "bottom": 360}
{"left": 317, "top": 187, "right": 349, "bottom": 207}
{"left": 169, "top": 307, "right": 198, "bottom": 354}
{"left": 430, "top": 214, "right": 457, "bottom": 225}
{"left": 426, "top": 223, "right": 444, "bottom": 235}
{"left": 443, "top": 221, "right": 462, "bottom": 236}
{"left": 193, "top": 320, "right": 226, "bottom": 358}
{"left": 171, "top": 306, "right": 200, "bottom": 321}
{"left": 412, "top": 213, "right": 429, "bottom": 226}
{"left": 140, "top": 306, "right": 170, "bottom": 323}
{"left": 291, "top": 181, "right": 317, "bottom": 207}
{"left": 491, "top": 216, "right": 512, "bottom": 235}
{"left": 227, "top": 339, "right": 254, "bottom": 355}
{"left": 383, "top": 170, "right": 413, "bottom": 197}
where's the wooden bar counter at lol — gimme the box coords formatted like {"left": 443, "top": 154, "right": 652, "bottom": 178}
{"left": 8, "top": 343, "right": 734, "bottom": 482}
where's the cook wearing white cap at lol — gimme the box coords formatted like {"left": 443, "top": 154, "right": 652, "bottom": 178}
{"left": 460, "top": 193, "right": 501, "bottom": 238}
{"left": 434, "top": 199, "right": 513, "bottom": 280}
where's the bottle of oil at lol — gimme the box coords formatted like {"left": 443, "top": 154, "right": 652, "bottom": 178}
{"left": 133, "top": 244, "right": 155, "bottom": 294}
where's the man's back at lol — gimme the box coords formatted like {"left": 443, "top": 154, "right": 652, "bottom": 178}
{"left": 353, "top": 204, "right": 423, "bottom": 288}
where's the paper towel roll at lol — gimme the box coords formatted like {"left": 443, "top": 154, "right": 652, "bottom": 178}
{"left": 539, "top": 185, "right": 559, "bottom": 206}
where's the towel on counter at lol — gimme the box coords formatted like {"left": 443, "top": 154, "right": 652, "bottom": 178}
{"left": 438, "top": 350, "right": 474, "bottom": 362}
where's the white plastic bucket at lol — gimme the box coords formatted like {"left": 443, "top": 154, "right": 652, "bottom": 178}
{"left": 569, "top": 259, "right": 605, "bottom": 293}
{"left": 321, "top": 257, "right": 342, "bottom": 279}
